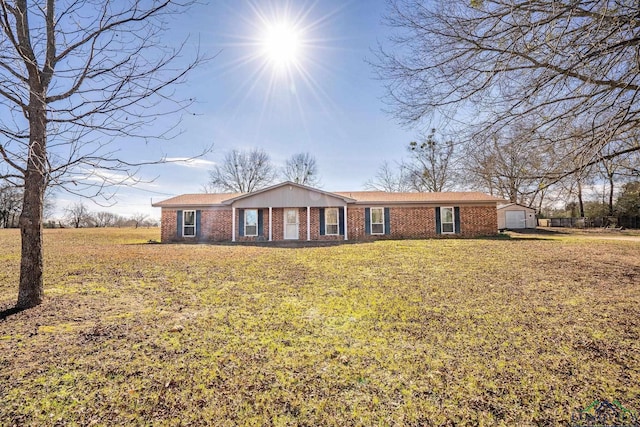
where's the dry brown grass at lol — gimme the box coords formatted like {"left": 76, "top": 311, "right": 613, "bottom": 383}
{"left": 1, "top": 228, "right": 639, "bottom": 425}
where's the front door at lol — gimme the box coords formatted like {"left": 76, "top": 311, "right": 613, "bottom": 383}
{"left": 284, "top": 209, "right": 299, "bottom": 240}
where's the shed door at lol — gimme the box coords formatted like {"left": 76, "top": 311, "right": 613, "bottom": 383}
{"left": 505, "top": 210, "right": 526, "bottom": 229}
{"left": 284, "top": 209, "right": 299, "bottom": 240}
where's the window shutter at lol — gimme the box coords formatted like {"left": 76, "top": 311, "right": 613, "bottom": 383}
{"left": 319, "top": 208, "right": 325, "bottom": 236}
{"left": 435, "top": 207, "right": 441, "bottom": 235}
{"left": 364, "top": 208, "right": 371, "bottom": 235}
{"left": 177, "top": 210, "right": 183, "bottom": 237}
{"left": 384, "top": 207, "right": 390, "bottom": 235}
{"left": 196, "top": 210, "right": 202, "bottom": 238}
{"left": 258, "top": 209, "right": 264, "bottom": 236}
{"left": 238, "top": 209, "right": 244, "bottom": 237}
{"left": 339, "top": 208, "right": 345, "bottom": 235}
{"left": 454, "top": 207, "right": 461, "bottom": 234}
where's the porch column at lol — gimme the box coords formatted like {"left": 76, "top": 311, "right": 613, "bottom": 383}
{"left": 269, "top": 207, "right": 273, "bottom": 241}
{"left": 306, "top": 206, "right": 311, "bottom": 241}
{"left": 232, "top": 207, "right": 236, "bottom": 242}
{"left": 343, "top": 205, "right": 348, "bottom": 240}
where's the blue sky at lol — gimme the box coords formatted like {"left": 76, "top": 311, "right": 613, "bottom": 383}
{"left": 54, "top": 0, "right": 420, "bottom": 219}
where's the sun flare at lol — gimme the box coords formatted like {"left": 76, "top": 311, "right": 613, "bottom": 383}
{"left": 261, "top": 22, "right": 302, "bottom": 69}
{"left": 222, "top": 1, "right": 338, "bottom": 117}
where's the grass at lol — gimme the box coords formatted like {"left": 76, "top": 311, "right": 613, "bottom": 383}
{"left": 1, "top": 228, "right": 639, "bottom": 425}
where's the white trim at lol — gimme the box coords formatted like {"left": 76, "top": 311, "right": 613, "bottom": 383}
{"left": 306, "top": 206, "right": 311, "bottom": 241}
{"left": 370, "top": 207, "right": 385, "bottom": 235}
{"left": 343, "top": 206, "right": 348, "bottom": 240}
{"left": 324, "top": 207, "right": 339, "bottom": 235}
{"left": 269, "top": 207, "right": 273, "bottom": 241}
{"left": 440, "top": 206, "right": 455, "bottom": 234}
{"left": 220, "top": 180, "right": 356, "bottom": 205}
{"left": 182, "top": 210, "right": 196, "bottom": 237}
{"left": 232, "top": 207, "right": 236, "bottom": 242}
{"left": 244, "top": 209, "right": 258, "bottom": 237}
{"left": 284, "top": 208, "right": 299, "bottom": 240}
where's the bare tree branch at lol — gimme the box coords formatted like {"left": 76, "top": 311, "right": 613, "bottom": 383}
{"left": 282, "top": 152, "right": 321, "bottom": 187}
{"left": 0, "top": 0, "right": 209, "bottom": 308}
{"left": 374, "top": 0, "right": 640, "bottom": 170}
{"left": 364, "top": 160, "right": 415, "bottom": 192}
{"left": 207, "top": 148, "right": 278, "bottom": 193}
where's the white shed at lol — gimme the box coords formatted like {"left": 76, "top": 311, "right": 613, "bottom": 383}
{"left": 497, "top": 204, "right": 537, "bottom": 230}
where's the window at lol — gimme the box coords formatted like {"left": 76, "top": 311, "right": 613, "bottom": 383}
{"left": 441, "top": 207, "right": 454, "bottom": 233}
{"left": 325, "top": 208, "right": 339, "bottom": 235}
{"left": 244, "top": 209, "right": 258, "bottom": 236}
{"left": 371, "top": 207, "right": 384, "bottom": 234}
{"left": 183, "top": 210, "right": 196, "bottom": 237}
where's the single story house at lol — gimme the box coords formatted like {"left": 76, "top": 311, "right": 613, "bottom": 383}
{"left": 497, "top": 203, "right": 537, "bottom": 230}
{"left": 152, "top": 181, "right": 504, "bottom": 243}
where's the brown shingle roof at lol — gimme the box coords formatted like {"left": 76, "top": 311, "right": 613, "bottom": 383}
{"left": 153, "top": 191, "right": 505, "bottom": 208}
{"left": 152, "top": 193, "right": 242, "bottom": 207}
{"left": 334, "top": 191, "right": 505, "bottom": 204}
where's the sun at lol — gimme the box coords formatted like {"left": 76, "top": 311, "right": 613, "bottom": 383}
{"left": 221, "top": 1, "right": 339, "bottom": 113}
{"left": 261, "top": 22, "right": 302, "bottom": 69}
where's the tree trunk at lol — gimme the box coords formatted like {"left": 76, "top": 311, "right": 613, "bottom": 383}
{"left": 536, "top": 190, "right": 545, "bottom": 213}
{"left": 16, "top": 99, "right": 47, "bottom": 309}
{"left": 577, "top": 180, "right": 585, "bottom": 218}
{"left": 608, "top": 175, "right": 615, "bottom": 216}
{"left": 509, "top": 185, "right": 518, "bottom": 203}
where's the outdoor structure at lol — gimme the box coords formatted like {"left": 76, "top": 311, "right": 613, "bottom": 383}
{"left": 152, "top": 181, "right": 504, "bottom": 243}
{"left": 497, "top": 203, "right": 537, "bottom": 230}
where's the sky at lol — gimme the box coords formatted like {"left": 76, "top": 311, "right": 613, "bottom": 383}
{"left": 53, "top": 0, "right": 420, "bottom": 220}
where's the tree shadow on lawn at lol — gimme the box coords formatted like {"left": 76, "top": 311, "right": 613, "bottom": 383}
{"left": 494, "top": 228, "right": 577, "bottom": 241}
{"left": 192, "top": 240, "right": 368, "bottom": 249}
{"left": 128, "top": 228, "right": 571, "bottom": 247}
{"left": 140, "top": 235, "right": 560, "bottom": 246}
{"left": 487, "top": 233, "right": 555, "bottom": 242}
{"left": 0, "top": 305, "right": 28, "bottom": 321}
{"left": 128, "top": 238, "right": 371, "bottom": 248}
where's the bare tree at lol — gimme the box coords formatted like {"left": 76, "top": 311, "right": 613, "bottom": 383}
{"left": 93, "top": 211, "right": 120, "bottom": 228}
{"left": 598, "top": 137, "right": 639, "bottom": 215}
{"left": 0, "top": 185, "right": 22, "bottom": 228}
{"left": 114, "top": 215, "right": 130, "bottom": 228}
{"left": 463, "top": 123, "right": 551, "bottom": 208}
{"left": 130, "top": 212, "right": 149, "bottom": 229}
{"left": 365, "top": 129, "right": 456, "bottom": 193}
{"left": 64, "top": 202, "right": 92, "bottom": 228}
{"left": 208, "top": 148, "right": 277, "bottom": 193}
{"left": 42, "top": 189, "right": 56, "bottom": 221}
{"left": 558, "top": 166, "right": 594, "bottom": 218}
{"left": 365, "top": 160, "right": 414, "bottom": 192}
{"left": 0, "top": 1, "right": 204, "bottom": 308}
{"left": 406, "top": 129, "right": 456, "bottom": 192}
{"left": 375, "top": 0, "right": 640, "bottom": 177}
{"left": 1, "top": 184, "right": 56, "bottom": 227}
{"left": 282, "top": 152, "right": 320, "bottom": 187}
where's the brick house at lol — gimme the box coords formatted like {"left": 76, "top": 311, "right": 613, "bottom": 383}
{"left": 152, "top": 181, "right": 503, "bottom": 243}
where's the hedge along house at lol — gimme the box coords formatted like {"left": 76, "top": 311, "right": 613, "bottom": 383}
{"left": 152, "top": 181, "right": 504, "bottom": 243}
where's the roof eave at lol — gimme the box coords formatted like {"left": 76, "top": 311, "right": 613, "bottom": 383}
{"left": 349, "top": 200, "right": 503, "bottom": 205}
{"left": 152, "top": 203, "right": 228, "bottom": 208}
{"left": 221, "top": 181, "right": 356, "bottom": 205}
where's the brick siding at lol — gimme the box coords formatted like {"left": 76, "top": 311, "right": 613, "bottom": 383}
{"left": 160, "top": 209, "right": 178, "bottom": 242}
{"left": 160, "top": 204, "right": 497, "bottom": 243}
{"left": 390, "top": 207, "right": 437, "bottom": 239}
{"left": 161, "top": 208, "right": 232, "bottom": 242}
{"left": 459, "top": 206, "right": 498, "bottom": 237}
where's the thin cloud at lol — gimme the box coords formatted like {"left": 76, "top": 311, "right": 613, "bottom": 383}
{"left": 165, "top": 157, "right": 217, "bottom": 169}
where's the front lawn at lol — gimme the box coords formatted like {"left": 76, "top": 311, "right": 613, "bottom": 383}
{"left": 1, "top": 228, "right": 639, "bottom": 425}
